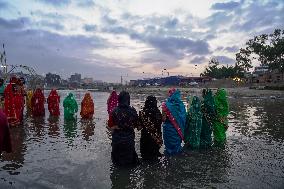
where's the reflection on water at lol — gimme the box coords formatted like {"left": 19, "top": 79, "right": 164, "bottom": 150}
{"left": 47, "top": 116, "right": 60, "bottom": 138}
{"left": 1, "top": 125, "right": 26, "bottom": 176}
{"left": 229, "top": 98, "right": 284, "bottom": 141}
{"left": 110, "top": 145, "right": 230, "bottom": 188}
{"left": 30, "top": 117, "right": 46, "bottom": 140}
{"left": 0, "top": 90, "right": 283, "bottom": 188}
{"left": 81, "top": 120, "right": 95, "bottom": 141}
{"left": 63, "top": 119, "right": 78, "bottom": 141}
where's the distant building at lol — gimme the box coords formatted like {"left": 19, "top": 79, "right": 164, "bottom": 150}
{"left": 69, "top": 73, "right": 81, "bottom": 83}
{"left": 61, "top": 79, "right": 69, "bottom": 86}
{"left": 82, "top": 77, "right": 93, "bottom": 84}
{"left": 180, "top": 76, "right": 212, "bottom": 86}
{"left": 130, "top": 76, "right": 211, "bottom": 87}
{"left": 45, "top": 73, "right": 61, "bottom": 87}
{"left": 253, "top": 66, "right": 269, "bottom": 75}
{"left": 93, "top": 80, "right": 103, "bottom": 85}
{"left": 248, "top": 65, "right": 284, "bottom": 83}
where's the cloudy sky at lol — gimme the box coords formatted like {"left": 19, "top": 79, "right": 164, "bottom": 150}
{"left": 0, "top": 0, "right": 283, "bottom": 82}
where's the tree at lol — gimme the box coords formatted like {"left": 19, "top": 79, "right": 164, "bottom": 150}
{"left": 201, "top": 58, "right": 242, "bottom": 79}
{"left": 236, "top": 29, "right": 284, "bottom": 78}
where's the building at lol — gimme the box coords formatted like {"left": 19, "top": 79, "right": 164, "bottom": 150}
{"left": 251, "top": 66, "right": 269, "bottom": 83}
{"left": 82, "top": 77, "right": 93, "bottom": 84}
{"left": 180, "top": 76, "right": 212, "bottom": 86}
{"left": 69, "top": 73, "right": 81, "bottom": 83}
{"left": 130, "top": 76, "right": 211, "bottom": 87}
{"left": 93, "top": 80, "right": 103, "bottom": 84}
{"left": 247, "top": 65, "right": 284, "bottom": 83}
{"left": 45, "top": 73, "right": 61, "bottom": 87}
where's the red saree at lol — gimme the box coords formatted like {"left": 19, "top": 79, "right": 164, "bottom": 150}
{"left": 47, "top": 89, "right": 60, "bottom": 116}
{"left": 107, "top": 91, "right": 118, "bottom": 115}
{"left": 31, "top": 88, "right": 45, "bottom": 117}
{"left": 4, "top": 77, "right": 21, "bottom": 126}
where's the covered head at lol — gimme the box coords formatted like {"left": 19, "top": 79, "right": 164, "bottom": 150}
{"left": 144, "top": 95, "right": 158, "bottom": 110}
{"left": 19, "top": 77, "right": 25, "bottom": 85}
{"left": 35, "top": 88, "right": 43, "bottom": 94}
{"left": 168, "top": 88, "right": 176, "bottom": 97}
{"left": 118, "top": 91, "right": 130, "bottom": 106}
{"left": 17, "top": 77, "right": 25, "bottom": 86}
{"left": 64, "top": 93, "right": 77, "bottom": 108}
{"left": 203, "top": 88, "right": 214, "bottom": 99}
{"left": 110, "top": 90, "right": 117, "bottom": 97}
{"left": 9, "top": 76, "right": 18, "bottom": 84}
{"left": 84, "top": 92, "right": 92, "bottom": 99}
{"left": 83, "top": 92, "right": 93, "bottom": 103}
{"left": 215, "top": 88, "right": 227, "bottom": 100}
{"left": 165, "top": 89, "right": 186, "bottom": 117}
{"left": 67, "top": 93, "right": 74, "bottom": 98}
{"left": 108, "top": 91, "right": 118, "bottom": 103}
{"left": 50, "top": 89, "right": 58, "bottom": 95}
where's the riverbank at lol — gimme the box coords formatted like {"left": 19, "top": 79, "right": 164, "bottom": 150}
{"left": 44, "top": 85, "right": 284, "bottom": 99}
{"left": 126, "top": 87, "right": 284, "bottom": 99}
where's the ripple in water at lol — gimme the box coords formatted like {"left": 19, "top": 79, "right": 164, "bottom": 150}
{"left": 0, "top": 90, "right": 284, "bottom": 188}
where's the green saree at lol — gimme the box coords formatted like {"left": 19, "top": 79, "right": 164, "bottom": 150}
{"left": 213, "top": 88, "right": 229, "bottom": 144}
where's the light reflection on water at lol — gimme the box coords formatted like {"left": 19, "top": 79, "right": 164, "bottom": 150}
{"left": 0, "top": 90, "right": 284, "bottom": 188}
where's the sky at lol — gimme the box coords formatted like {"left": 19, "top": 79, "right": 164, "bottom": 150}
{"left": 0, "top": 0, "right": 283, "bottom": 82}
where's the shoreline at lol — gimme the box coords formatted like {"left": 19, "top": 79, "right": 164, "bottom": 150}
{"left": 126, "top": 87, "right": 284, "bottom": 99}
{"left": 43, "top": 86, "right": 284, "bottom": 99}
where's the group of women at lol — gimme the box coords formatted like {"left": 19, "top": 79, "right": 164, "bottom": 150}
{"left": 0, "top": 76, "right": 229, "bottom": 166}
{"left": 0, "top": 77, "right": 95, "bottom": 126}
{"left": 107, "top": 88, "right": 229, "bottom": 166}
{"left": 2, "top": 77, "right": 27, "bottom": 126}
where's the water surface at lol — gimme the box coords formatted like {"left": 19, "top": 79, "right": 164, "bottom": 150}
{"left": 0, "top": 90, "right": 284, "bottom": 188}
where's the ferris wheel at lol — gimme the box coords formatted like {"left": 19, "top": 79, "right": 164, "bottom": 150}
{"left": 0, "top": 43, "right": 41, "bottom": 88}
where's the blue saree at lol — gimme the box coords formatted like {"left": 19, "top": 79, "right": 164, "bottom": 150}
{"left": 162, "top": 90, "right": 186, "bottom": 155}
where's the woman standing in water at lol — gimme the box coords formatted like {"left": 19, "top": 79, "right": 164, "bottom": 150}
{"left": 31, "top": 88, "right": 45, "bottom": 117}
{"left": 184, "top": 96, "right": 203, "bottom": 149}
{"left": 63, "top": 93, "right": 78, "bottom": 120}
{"left": 4, "top": 77, "right": 21, "bottom": 125}
{"left": 80, "top": 92, "right": 94, "bottom": 119}
{"left": 107, "top": 90, "right": 118, "bottom": 115}
{"left": 162, "top": 88, "right": 186, "bottom": 155}
{"left": 138, "top": 95, "right": 162, "bottom": 160}
{"left": 107, "top": 91, "right": 139, "bottom": 166}
{"left": 213, "top": 88, "right": 229, "bottom": 144}
{"left": 200, "top": 89, "right": 216, "bottom": 148}
{"left": 47, "top": 89, "right": 60, "bottom": 116}
{"left": 26, "top": 90, "right": 33, "bottom": 113}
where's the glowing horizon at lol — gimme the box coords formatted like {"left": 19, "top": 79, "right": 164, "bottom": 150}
{"left": 0, "top": 0, "right": 283, "bottom": 82}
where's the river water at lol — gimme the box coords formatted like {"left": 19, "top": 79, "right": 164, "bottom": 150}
{"left": 0, "top": 90, "right": 284, "bottom": 188}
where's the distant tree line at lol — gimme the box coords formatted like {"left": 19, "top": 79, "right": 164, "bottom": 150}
{"left": 200, "top": 58, "right": 244, "bottom": 79}
{"left": 201, "top": 29, "right": 284, "bottom": 79}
